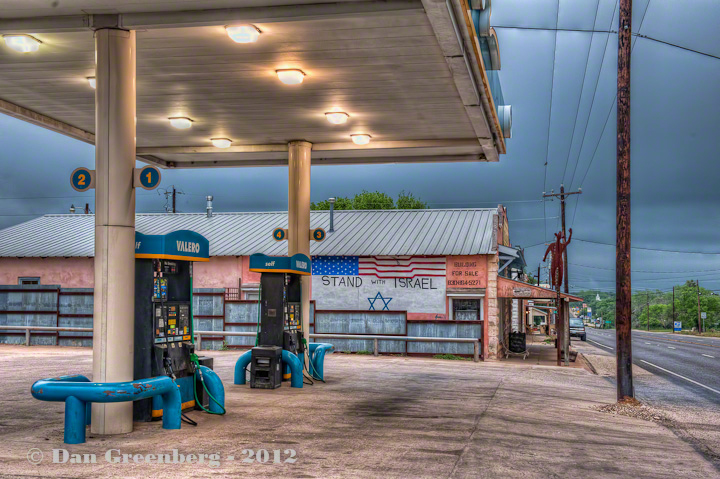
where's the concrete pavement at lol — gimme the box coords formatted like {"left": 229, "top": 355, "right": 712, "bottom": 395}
{"left": 578, "top": 329, "right": 720, "bottom": 470}
{"left": 0, "top": 344, "right": 717, "bottom": 478}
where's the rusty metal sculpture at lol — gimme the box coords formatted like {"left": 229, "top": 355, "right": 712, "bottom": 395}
{"left": 543, "top": 228, "right": 572, "bottom": 291}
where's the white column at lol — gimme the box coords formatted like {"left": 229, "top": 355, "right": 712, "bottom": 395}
{"left": 288, "top": 141, "right": 312, "bottom": 347}
{"left": 92, "top": 28, "right": 136, "bottom": 435}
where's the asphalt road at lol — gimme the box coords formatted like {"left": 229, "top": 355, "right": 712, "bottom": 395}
{"left": 584, "top": 328, "right": 720, "bottom": 403}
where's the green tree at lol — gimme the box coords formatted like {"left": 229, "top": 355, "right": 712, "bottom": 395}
{"left": 311, "top": 190, "right": 426, "bottom": 210}
{"left": 396, "top": 190, "right": 427, "bottom": 209}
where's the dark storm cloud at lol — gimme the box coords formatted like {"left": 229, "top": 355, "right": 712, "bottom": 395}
{"left": 1, "top": 0, "right": 719, "bottom": 292}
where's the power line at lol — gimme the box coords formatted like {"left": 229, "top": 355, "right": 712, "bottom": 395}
{"left": 636, "top": 33, "right": 720, "bottom": 61}
{"left": 509, "top": 216, "right": 559, "bottom": 222}
{"left": 567, "top": 0, "right": 620, "bottom": 193}
{"left": 560, "top": 0, "right": 602, "bottom": 186}
{"left": 573, "top": 237, "right": 720, "bottom": 255}
{"left": 542, "top": 0, "right": 562, "bottom": 245}
{"left": 569, "top": 262, "right": 720, "bottom": 274}
{"left": 570, "top": 0, "right": 653, "bottom": 227}
{"left": 494, "top": 25, "right": 615, "bottom": 34}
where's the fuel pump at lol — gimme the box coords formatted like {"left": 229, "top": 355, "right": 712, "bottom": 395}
{"left": 133, "top": 230, "right": 224, "bottom": 420}
{"left": 248, "top": 253, "right": 311, "bottom": 388}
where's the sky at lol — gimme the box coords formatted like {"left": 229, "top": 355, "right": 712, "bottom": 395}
{"left": 1, "top": 0, "right": 719, "bottom": 293}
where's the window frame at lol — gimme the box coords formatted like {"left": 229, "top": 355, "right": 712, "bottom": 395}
{"left": 448, "top": 294, "right": 484, "bottom": 321}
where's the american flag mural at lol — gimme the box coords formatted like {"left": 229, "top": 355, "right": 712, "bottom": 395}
{"left": 311, "top": 255, "right": 448, "bottom": 314}
{"left": 313, "top": 256, "right": 446, "bottom": 279}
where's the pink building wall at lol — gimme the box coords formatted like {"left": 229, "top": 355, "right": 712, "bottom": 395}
{"left": 0, "top": 257, "right": 94, "bottom": 287}
{"left": 193, "top": 256, "right": 242, "bottom": 289}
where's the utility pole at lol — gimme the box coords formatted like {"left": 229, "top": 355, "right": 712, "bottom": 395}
{"left": 672, "top": 286, "right": 676, "bottom": 333}
{"left": 697, "top": 280, "right": 702, "bottom": 333}
{"left": 538, "top": 264, "right": 541, "bottom": 286}
{"left": 616, "top": 0, "right": 633, "bottom": 401}
{"left": 172, "top": 186, "right": 176, "bottom": 213}
{"left": 543, "top": 185, "right": 582, "bottom": 294}
{"left": 543, "top": 185, "right": 580, "bottom": 368}
{"left": 646, "top": 291, "right": 650, "bottom": 331}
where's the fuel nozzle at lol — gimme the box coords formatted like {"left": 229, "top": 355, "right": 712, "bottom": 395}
{"left": 163, "top": 357, "right": 176, "bottom": 380}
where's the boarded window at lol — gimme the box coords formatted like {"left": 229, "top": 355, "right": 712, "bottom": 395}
{"left": 452, "top": 298, "right": 481, "bottom": 321}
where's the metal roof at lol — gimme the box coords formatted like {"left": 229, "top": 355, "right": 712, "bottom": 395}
{"left": 0, "top": 209, "right": 498, "bottom": 258}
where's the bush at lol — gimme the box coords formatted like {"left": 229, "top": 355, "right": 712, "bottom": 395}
{"left": 432, "top": 354, "right": 471, "bottom": 361}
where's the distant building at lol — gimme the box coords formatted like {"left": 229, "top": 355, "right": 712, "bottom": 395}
{"left": 0, "top": 207, "right": 579, "bottom": 359}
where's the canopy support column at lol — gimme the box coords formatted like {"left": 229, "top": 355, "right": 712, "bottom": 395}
{"left": 288, "top": 141, "right": 313, "bottom": 348}
{"left": 91, "top": 28, "right": 137, "bottom": 435}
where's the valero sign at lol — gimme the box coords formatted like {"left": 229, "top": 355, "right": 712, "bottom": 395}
{"left": 135, "top": 230, "right": 210, "bottom": 261}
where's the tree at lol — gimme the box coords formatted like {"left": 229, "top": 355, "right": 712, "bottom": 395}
{"left": 311, "top": 190, "right": 426, "bottom": 210}
{"left": 396, "top": 190, "right": 427, "bottom": 209}
{"left": 526, "top": 273, "right": 538, "bottom": 285}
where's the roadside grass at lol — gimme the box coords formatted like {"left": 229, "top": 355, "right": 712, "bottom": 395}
{"left": 679, "top": 330, "right": 720, "bottom": 338}
{"left": 355, "top": 350, "right": 373, "bottom": 355}
{"left": 433, "top": 354, "right": 471, "bottom": 361}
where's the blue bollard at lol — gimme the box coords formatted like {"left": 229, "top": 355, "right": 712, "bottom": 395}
{"left": 31, "top": 375, "right": 181, "bottom": 444}
{"left": 197, "top": 365, "right": 225, "bottom": 413}
{"left": 281, "top": 349, "right": 303, "bottom": 388}
{"left": 234, "top": 350, "right": 253, "bottom": 385}
{"left": 308, "top": 343, "right": 334, "bottom": 381}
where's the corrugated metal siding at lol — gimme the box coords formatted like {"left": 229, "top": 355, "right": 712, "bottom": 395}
{"left": 0, "top": 209, "right": 497, "bottom": 258}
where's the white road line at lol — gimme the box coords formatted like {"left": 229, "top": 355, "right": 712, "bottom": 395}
{"left": 639, "top": 360, "right": 720, "bottom": 395}
{"left": 703, "top": 354, "right": 715, "bottom": 358}
{"left": 668, "top": 347, "right": 676, "bottom": 350}
{"left": 645, "top": 342, "right": 651, "bottom": 345}
{"left": 588, "top": 339, "right": 614, "bottom": 350}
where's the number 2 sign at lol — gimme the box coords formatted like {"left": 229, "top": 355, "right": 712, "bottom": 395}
{"left": 70, "top": 167, "right": 95, "bottom": 192}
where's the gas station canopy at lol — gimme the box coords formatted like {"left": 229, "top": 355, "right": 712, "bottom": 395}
{"left": 0, "top": 0, "right": 509, "bottom": 168}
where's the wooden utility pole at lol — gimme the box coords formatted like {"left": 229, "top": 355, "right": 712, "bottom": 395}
{"left": 646, "top": 292, "right": 650, "bottom": 331}
{"left": 172, "top": 186, "right": 176, "bottom": 213}
{"left": 543, "top": 185, "right": 582, "bottom": 294}
{"left": 616, "top": 0, "right": 633, "bottom": 401}
{"left": 672, "top": 286, "right": 676, "bottom": 333}
{"left": 538, "top": 264, "right": 541, "bottom": 286}
{"left": 543, "top": 185, "right": 581, "bottom": 368}
{"left": 697, "top": 280, "right": 702, "bottom": 333}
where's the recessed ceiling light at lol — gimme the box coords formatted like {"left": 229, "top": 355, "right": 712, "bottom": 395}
{"left": 211, "top": 138, "right": 232, "bottom": 148}
{"left": 225, "top": 25, "right": 261, "bottom": 43}
{"left": 3, "top": 34, "right": 41, "bottom": 53}
{"left": 276, "top": 69, "right": 305, "bottom": 85}
{"left": 87, "top": 77, "right": 96, "bottom": 89}
{"left": 325, "top": 112, "right": 350, "bottom": 125}
{"left": 351, "top": 134, "right": 372, "bottom": 145}
{"left": 168, "top": 117, "right": 193, "bottom": 129}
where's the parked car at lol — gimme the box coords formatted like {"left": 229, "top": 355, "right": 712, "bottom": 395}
{"left": 570, "top": 317, "right": 586, "bottom": 341}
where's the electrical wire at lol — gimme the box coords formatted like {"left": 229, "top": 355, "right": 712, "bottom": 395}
{"left": 570, "top": 0, "right": 653, "bottom": 226}
{"left": 569, "top": 262, "right": 720, "bottom": 274}
{"left": 560, "top": 0, "right": 602, "bottom": 188}
{"left": 542, "top": 0, "right": 562, "bottom": 244}
{"left": 572, "top": 237, "right": 720, "bottom": 255}
{"left": 566, "top": 0, "right": 620, "bottom": 193}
